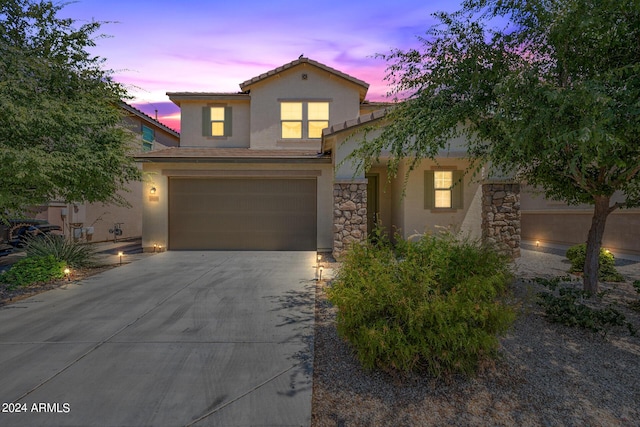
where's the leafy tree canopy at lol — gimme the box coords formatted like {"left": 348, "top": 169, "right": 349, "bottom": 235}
{"left": 0, "top": 0, "right": 141, "bottom": 220}
{"left": 349, "top": 0, "right": 640, "bottom": 293}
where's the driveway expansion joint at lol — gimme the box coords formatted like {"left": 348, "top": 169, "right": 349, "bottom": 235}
{"left": 185, "top": 364, "right": 298, "bottom": 427}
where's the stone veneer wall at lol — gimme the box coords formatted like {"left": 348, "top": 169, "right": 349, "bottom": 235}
{"left": 482, "top": 183, "right": 521, "bottom": 258}
{"left": 333, "top": 182, "right": 367, "bottom": 259}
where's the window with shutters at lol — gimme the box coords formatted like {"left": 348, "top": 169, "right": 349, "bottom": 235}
{"left": 424, "top": 169, "right": 464, "bottom": 211}
{"left": 202, "top": 105, "right": 232, "bottom": 137}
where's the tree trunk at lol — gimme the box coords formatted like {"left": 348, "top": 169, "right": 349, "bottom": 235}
{"left": 583, "top": 195, "right": 612, "bottom": 295}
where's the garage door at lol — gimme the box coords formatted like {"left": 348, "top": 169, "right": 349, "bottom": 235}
{"left": 169, "top": 178, "right": 317, "bottom": 250}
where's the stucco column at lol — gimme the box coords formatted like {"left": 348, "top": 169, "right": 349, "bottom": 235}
{"left": 333, "top": 180, "right": 367, "bottom": 259}
{"left": 481, "top": 182, "right": 521, "bottom": 258}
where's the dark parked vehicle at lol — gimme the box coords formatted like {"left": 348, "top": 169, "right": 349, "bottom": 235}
{"left": 0, "top": 219, "right": 62, "bottom": 256}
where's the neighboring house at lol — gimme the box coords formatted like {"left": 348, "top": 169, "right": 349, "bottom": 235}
{"left": 35, "top": 103, "right": 180, "bottom": 243}
{"left": 135, "top": 57, "right": 491, "bottom": 256}
{"left": 520, "top": 188, "right": 640, "bottom": 256}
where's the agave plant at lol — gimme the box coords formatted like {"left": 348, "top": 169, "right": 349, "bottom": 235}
{"left": 24, "top": 234, "right": 97, "bottom": 268}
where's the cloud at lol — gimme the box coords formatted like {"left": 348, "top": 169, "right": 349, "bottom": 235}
{"left": 67, "top": 0, "right": 464, "bottom": 109}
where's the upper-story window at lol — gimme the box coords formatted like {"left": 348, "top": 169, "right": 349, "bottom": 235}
{"left": 141, "top": 124, "right": 154, "bottom": 151}
{"left": 202, "top": 106, "right": 232, "bottom": 137}
{"left": 210, "top": 107, "right": 226, "bottom": 136}
{"left": 281, "top": 102, "right": 303, "bottom": 138}
{"left": 280, "top": 101, "right": 329, "bottom": 139}
{"left": 307, "top": 102, "right": 329, "bottom": 138}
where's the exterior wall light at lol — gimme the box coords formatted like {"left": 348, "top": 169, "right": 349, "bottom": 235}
{"left": 150, "top": 187, "right": 157, "bottom": 195}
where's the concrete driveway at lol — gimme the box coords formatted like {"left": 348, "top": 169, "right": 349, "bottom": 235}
{"left": 0, "top": 251, "right": 316, "bottom": 426}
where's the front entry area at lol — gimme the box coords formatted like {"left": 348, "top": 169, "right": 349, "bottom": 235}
{"left": 168, "top": 177, "right": 317, "bottom": 250}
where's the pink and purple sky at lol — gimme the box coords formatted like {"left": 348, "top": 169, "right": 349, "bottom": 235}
{"left": 63, "top": 0, "right": 466, "bottom": 132}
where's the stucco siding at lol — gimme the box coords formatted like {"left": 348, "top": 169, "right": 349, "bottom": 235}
{"left": 392, "top": 159, "right": 480, "bottom": 239}
{"left": 522, "top": 210, "right": 640, "bottom": 256}
{"left": 248, "top": 65, "right": 361, "bottom": 151}
{"left": 141, "top": 162, "right": 334, "bottom": 251}
{"left": 179, "top": 100, "right": 250, "bottom": 148}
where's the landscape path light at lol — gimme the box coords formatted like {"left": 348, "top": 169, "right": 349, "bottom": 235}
{"left": 118, "top": 251, "right": 124, "bottom": 265}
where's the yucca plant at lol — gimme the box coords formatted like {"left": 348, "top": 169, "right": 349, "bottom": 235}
{"left": 24, "top": 234, "right": 97, "bottom": 268}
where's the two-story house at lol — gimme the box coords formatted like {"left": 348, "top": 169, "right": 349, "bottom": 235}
{"left": 36, "top": 103, "right": 180, "bottom": 243}
{"left": 137, "top": 57, "right": 640, "bottom": 258}
{"left": 135, "top": 57, "right": 493, "bottom": 256}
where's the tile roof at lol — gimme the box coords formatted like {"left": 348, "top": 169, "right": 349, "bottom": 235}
{"left": 166, "top": 92, "right": 250, "bottom": 106}
{"left": 323, "top": 108, "right": 389, "bottom": 137}
{"left": 239, "top": 57, "right": 370, "bottom": 92}
{"left": 167, "top": 92, "right": 247, "bottom": 96}
{"left": 134, "top": 147, "right": 330, "bottom": 162}
{"left": 120, "top": 102, "right": 180, "bottom": 137}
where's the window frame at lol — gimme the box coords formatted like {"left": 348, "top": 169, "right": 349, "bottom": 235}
{"left": 202, "top": 105, "right": 233, "bottom": 138}
{"left": 141, "top": 124, "right": 154, "bottom": 152}
{"left": 209, "top": 107, "right": 226, "bottom": 137}
{"left": 279, "top": 100, "right": 330, "bottom": 140}
{"left": 280, "top": 102, "right": 303, "bottom": 139}
{"left": 307, "top": 101, "right": 329, "bottom": 139}
{"left": 433, "top": 170, "right": 453, "bottom": 209}
{"left": 424, "top": 168, "right": 464, "bottom": 211}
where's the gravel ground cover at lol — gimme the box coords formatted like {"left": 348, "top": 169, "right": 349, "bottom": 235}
{"left": 312, "top": 249, "right": 640, "bottom": 426}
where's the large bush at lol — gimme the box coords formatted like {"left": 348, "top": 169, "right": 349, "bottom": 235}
{"left": 1, "top": 255, "right": 66, "bottom": 288}
{"left": 24, "top": 234, "right": 96, "bottom": 268}
{"left": 327, "top": 234, "right": 516, "bottom": 377}
{"left": 565, "top": 243, "right": 624, "bottom": 282}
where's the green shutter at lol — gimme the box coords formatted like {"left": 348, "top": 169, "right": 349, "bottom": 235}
{"left": 424, "top": 171, "right": 434, "bottom": 209}
{"left": 224, "top": 106, "right": 232, "bottom": 137}
{"left": 452, "top": 170, "right": 464, "bottom": 209}
{"left": 202, "top": 107, "right": 211, "bottom": 137}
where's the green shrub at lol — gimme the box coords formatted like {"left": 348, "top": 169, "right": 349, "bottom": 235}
{"left": 327, "top": 233, "right": 516, "bottom": 377}
{"left": 1, "top": 255, "right": 66, "bottom": 288}
{"left": 536, "top": 277, "right": 636, "bottom": 336}
{"left": 565, "top": 243, "right": 624, "bottom": 282}
{"left": 24, "top": 234, "right": 96, "bottom": 268}
{"left": 630, "top": 280, "right": 640, "bottom": 313}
